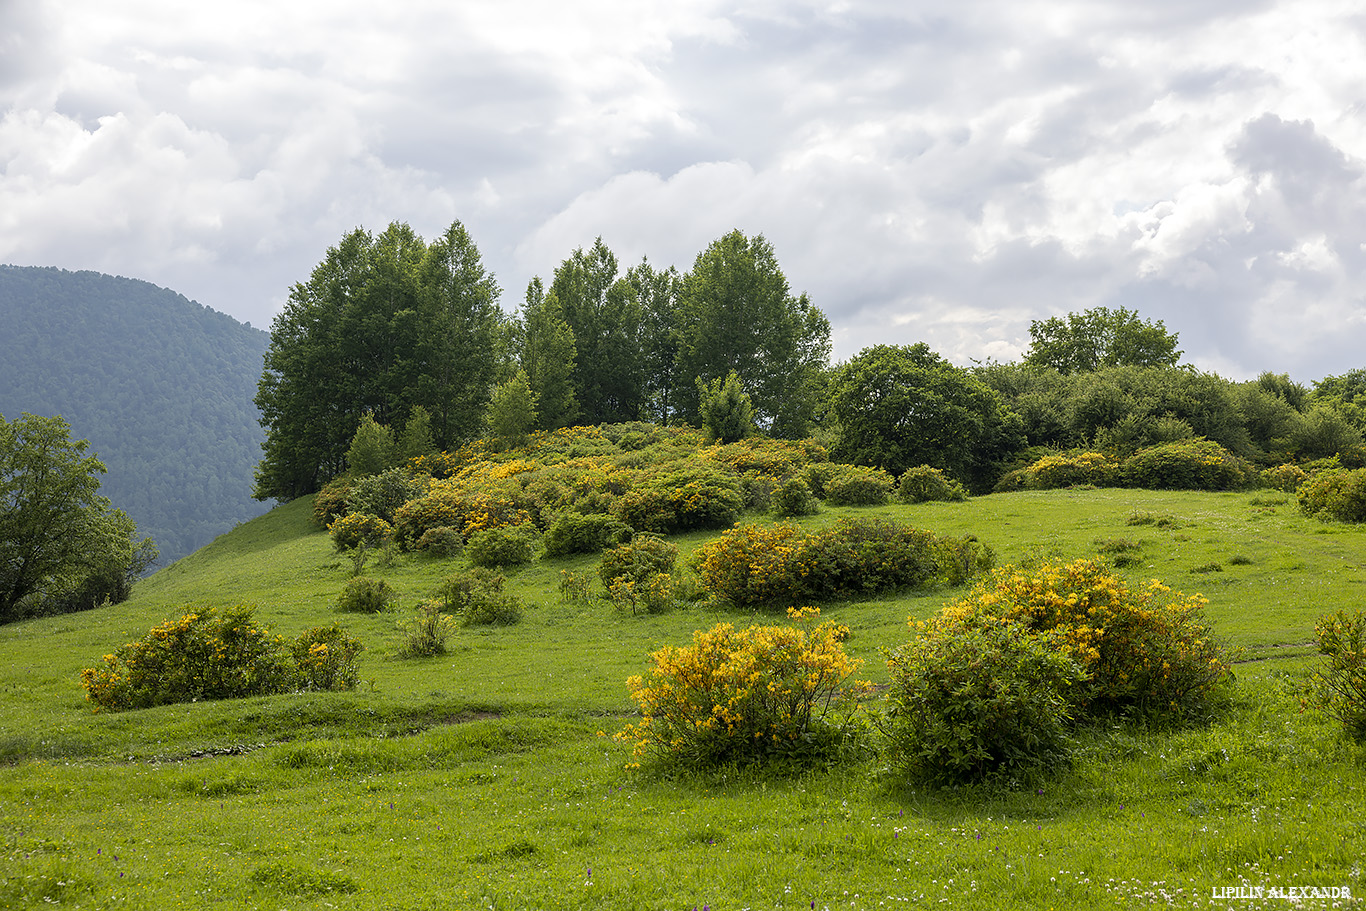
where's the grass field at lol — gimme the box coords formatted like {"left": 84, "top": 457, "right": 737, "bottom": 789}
{"left": 1, "top": 488, "right": 1363, "bottom": 909}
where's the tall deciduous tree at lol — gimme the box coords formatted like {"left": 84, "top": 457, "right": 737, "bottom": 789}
{"left": 1025, "top": 307, "right": 1181, "bottom": 374}
{"left": 520, "top": 278, "right": 579, "bottom": 431}
{"left": 1, "top": 413, "right": 155, "bottom": 622}
{"left": 831, "top": 344, "right": 1024, "bottom": 489}
{"left": 548, "top": 238, "right": 645, "bottom": 424}
{"left": 674, "top": 230, "right": 831, "bottom": 437}
{"left": 254, "top": 220, "right": 505, "bottom": 500}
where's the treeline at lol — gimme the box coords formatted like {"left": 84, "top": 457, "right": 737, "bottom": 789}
{"left": 0, "top": 266, "right": 272, "bottom": 564}
{"left": 256, "top": 221, "right": 1366, "bottom": 504}
{"left": 254, "top": 223, "right": 828, "bottom": 500}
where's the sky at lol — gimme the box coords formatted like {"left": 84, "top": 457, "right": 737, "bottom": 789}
{"left": 3, "top": 0, "right": 1366, "bottom": 384}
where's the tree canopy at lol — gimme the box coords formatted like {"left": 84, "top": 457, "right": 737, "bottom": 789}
{"left": 254, "top": 221, "right": 506, "bottom": 501}
{"left": 1024, "top": 306, "right": 1181, "bottom": 374}
{"left": 1, "top": 412, "right": 155, "bottom": 622}
{"left": 830, "top": 344, "right": 1024, "bottom": 487}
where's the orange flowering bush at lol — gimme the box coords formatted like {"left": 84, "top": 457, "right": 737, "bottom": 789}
{"left": 81, "top": 606, "right": 362, "bottom": 711}
{"left": 616, "top": 620, "right": 870, "bottom": 767}
{"left": 931, "top": 559, "right": 1232, "bottom": 719}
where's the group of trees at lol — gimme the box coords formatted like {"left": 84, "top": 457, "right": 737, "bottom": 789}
{"left": 1, "top": 412, "right": 156, "bottom": 623}
{"left": 255, "top": 224, "right": 830, "bottom": 501}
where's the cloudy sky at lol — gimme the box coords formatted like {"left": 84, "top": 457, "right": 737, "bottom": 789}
{"left": 4, "top": 0, "right": 1366, "bottom": 383}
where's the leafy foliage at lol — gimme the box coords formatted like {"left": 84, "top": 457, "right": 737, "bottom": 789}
{"left": 434, "top": 568, "right": 524, "bottom": 627}
{"left": 821, "top": 464, "right": 894, "bottom": 506}
{"left": 886, "top": 617, "right": 1083, "bottom": 783}
{"left": 698, "top": 371, "right": 756, "bottom": 444}
{"left": 465, "top": 524, "right": 540, "bottom": 568}
{"left": 771, "top": 476, "right": 820, "bottom": 517}
{"left": 346, "top": 414, "right": 397, "bottom": 477}
{"left": 327, "top": 512, "right": 394, "bottom": 552}
{"left": 334, "top": 577, "right": 397, "bottom": 614}
{"left": 598, "top": 534, "right": 678, "bottom": 589}
{"left": 1297, "top": 467, "right": 1366, "bottom": 522}
{"left": 542, "top": 511, "right": 632, "bottom": 557}
{"left": 397, "top": 600, "right": 458, "bottom": 657}
{"left": 1306, "top": 610, "right": 1366, "bottom": 741}
{"left": 1024, "top": 306, "right": 1181, "bottom": 374}
{"left": 1, "top": 412, "right": 156, "bottom": 622}
{"left": 1121, "top": 438, "right": 1256, "bottom": 491}
{"left": 616, "top": 618, "right": 868, "bottom": 768}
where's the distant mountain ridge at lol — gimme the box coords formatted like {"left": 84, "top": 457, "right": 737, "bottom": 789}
{"left": 0, "top": 265, "right": 271, "bottom": 565}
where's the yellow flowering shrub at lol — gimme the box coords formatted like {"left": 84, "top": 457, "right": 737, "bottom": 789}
{"left": 617, "top": 620, "right": 870, "bottom": 767}
{"left": 1306, "top": 609, "right": 1366, "bottom": 741}
{"left": 1024, "top": 451, "right": 1119, "bottom": 489}
{"left": 1120, "top": 438, "right": 1256, "bottom": 491}
{"left": 931, "top": 559, "right": 1232, "bottom": 719}
{"left": 327, "top": 512, "right": 394, "bottom": 551}
{"left": 81, "top": 606, "right": 362, "bottom": 711}
{"left": 693, "top": 518, "right": 993, "bottom": 609}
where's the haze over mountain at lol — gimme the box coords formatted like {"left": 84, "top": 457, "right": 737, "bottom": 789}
{"left": 0, "top": 265, "right": 271, "bottom": 565}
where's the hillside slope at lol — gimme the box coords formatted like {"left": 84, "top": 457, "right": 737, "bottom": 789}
{"left": 0, "top": 265, "right": 271, "bottom": 563}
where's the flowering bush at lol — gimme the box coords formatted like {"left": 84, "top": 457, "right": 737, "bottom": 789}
{"left": 291, "top": 626, "right": 364, "bottom": 691}
{"left": 886, "top": 618, "right": 1084, "bottom": 782}
{"left": 1024, "top": 451, "right": 1119, "bottom": 489}
{"left": 1306, "top": 609, "right": 1366, "bottom": 741}
{"left": 616, "top": 619, "right": 870, "bottom": 768}
{"left": 932, "top": 560, "right": 1232, "bottom": 719}
{"left": 81, "top": 606, "right": 362, "bottom": 711}
{"left": 1261, "top": 462, "right": 1309, "bottom": 492}
{"left": 693, "top": 518, "right": 993, "bottom": 609}
{"left": 1297, "top": 467, "right": 1366, "bottom": 523}
{"left": 327, "top": 512, "right": 393, "bottom": 551}
{"left": 414, "top": 525, "right": 463, "bottom": 558}
{"left": 608, "top": 572, "right": 682, "bottom": 615}
{"left": 1120, "top": 438, "right": 1256, "bottom": 491}
{"left": 312, "top": 477, "right": 354, "bottom": 527}
{"left": 896, "top": 465, "right": 968, "bottom": 503}
{"left": 821, "top": 464, "right": 893, "bottom": 506}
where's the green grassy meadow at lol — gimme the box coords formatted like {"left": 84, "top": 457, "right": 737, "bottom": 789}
{"left": 2, "top": 489, "right": 1363, "bottom": 909}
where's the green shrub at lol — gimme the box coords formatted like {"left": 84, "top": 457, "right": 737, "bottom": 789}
{"left": 312, "top": 477, "right": 353, "bottom": 527}
{"left": 434, "top": 568, "right": 523, "bottom": 627}
{"left": 346, "top": 468, "right": 423, "bottom": 524}
{"left": 543, "top": 511, "right": 632, "bottom": 557}
{"left": 897, "top": 465, "right": 968, "bottom": 503}
{"left": 335, "top": 577, "right": 396, "bottom": 614}
{"left": 397, "top": 600, "right": 458, "bottom": 657}
{"left": 607, "top": 572, "right": 684, "bottom": 616}
{"left": 1261, "top": 462, "right": 1309, "bottom": 492}
{"left": 616, "top": 619, "right": 869, "bottom": 768}
{"left": 1024, "top": 451, "right": 1119, "bottom": 489}
{"left": 771, "top": 476, "right": 820, "bottom": 517}
{"left": 465, "top": 523, "right": 539, "bottom": 568}
{"left": 693, "top": 518, "right": 993, "bottom": 609}
{"left": 821, "top": 464, "right": 893, "bottom": 506}
{"left": 414, "top": 525, "right": 463, "bottom": 558}
{"left": 613, "top": 465, "right": 746, "bottom": 533}
{"left": 291, "top": 626, "right": 364, "bottom": 691}
{"left": 1120, "top": 438, "right": 1255, "bottom": 491}
{"left": 1307, "top": 610, "right": 1366, "bottom": 742}
{"left": 599, "top": 534, "right": 678, "bottom": 588}
{"left": 798, "top": 462, "right": 841, "bottom": 499}
{"left": 81, "top": 607, "right": 363, "bottom": 710}
{"left": 886, "top": 618, "right": 1084, "bottom": 783}
{"left": 327, "top": 512, "right": 394, "bottom": 551}
{"left": 1297, "top": 467, "right": 1366, "bottom": 522}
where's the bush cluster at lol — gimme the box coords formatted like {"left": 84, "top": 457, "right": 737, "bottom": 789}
{"left": 885, "top": 560, "right": 1232, "bottom": 782}
{"left": 335, "top": 576, "right": 397, "bottom": 613}
{"left": 1297, "top": 467, "right": 1366, "bottom": 522}
{"left": 465, "top": 523, "right": 540, "bottom": 568}
{"left": 1260, "top": 462, "right": 1309, "bottom": 492}
{"left": 693, "top": 518, "right": 994, "bottom": 609}
{"left": 1307, "top": 609, "right": 1366, "bottom": 742}
{"left": 770, "top": 476, "right": 820, "bottom": 517}
{"left": 616, "top": 618, "right": 869, "bottom": 768}
{"left": 896, "top": 465, "right": 968, "bottom": 503}
{"left": 327, "top": 512, "right": 393, "bottom": 551}
{"left": 1011, "top": 440, "right": 1257, "bottom": 493}
{"left": 821, "top": 464, "right": 894, "bottom": 506}
{"left": 1023, "top": 451, "right": 1119, "bottom": 489}
{"left": 81, "top": 606, "right": 362, "bottom": 711}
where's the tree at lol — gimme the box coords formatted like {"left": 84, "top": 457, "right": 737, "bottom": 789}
{"left": 674, "top": 230, "right": 831, "bottom": 436}
{"left": 698, "top": 371, "right": 755, "bottom": 443}
{"left": 346, "top": 413, "right": 396, "bottom": 477}
{"left": 397, "top": 405, "right": 435, "bottom": 463}
{"left": 1, "top": 413, "right": 155, "bottom": 622}
{"left": 486, "top": 370, "right": 539, "bottom": 446}
{"left": 254, "top": 220, "right": 506, "bottom": 501}
{"left": 548, "top": 238, "right": 645, "bottom": 424}
{"left": 1024, "top": 307, "right": 1181, "bottom": 374}
{"left": 519, "top": 278, "right": 579, "bottom": 430}
{"left": 629, "top": 259, "right": 684, "bottom": 423}
{"left": 830, "top": 344, "right": 1025, "bottom": 489}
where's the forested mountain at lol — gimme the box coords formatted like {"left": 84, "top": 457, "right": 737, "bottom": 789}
{"left": 0, "top": 265, "right": 270, "bottom": 565}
